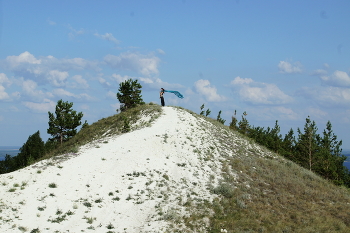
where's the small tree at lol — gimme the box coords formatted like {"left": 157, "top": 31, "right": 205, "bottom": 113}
{"left": 47, "top": 99, "right": 84, "bottom": 145}
{"left": 216, "top": 110, "right": 226, "bottom": 124}
{"left": 116, "top": 79, "right": 144, "bottom": 112}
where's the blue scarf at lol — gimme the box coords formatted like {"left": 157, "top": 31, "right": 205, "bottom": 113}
{"left": 164, "top": 90, "right": 184, "bottom": 99}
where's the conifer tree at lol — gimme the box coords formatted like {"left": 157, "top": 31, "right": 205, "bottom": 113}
{"left": 295, "top": 116, "right": 319, "bottom": 171}
{"left": 238, "top": 111, "right": 250, "bottom": 135}
{"left": 47, "top": 99, "right": 84, "bottom": 145}
{"left": 16, "top": 131, "right": 45, "bottom": 167}
{"left": 116, "top": 79, "right": 144, "bottom": 112}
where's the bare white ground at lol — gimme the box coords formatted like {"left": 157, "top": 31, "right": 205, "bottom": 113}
{"left": 0, "top": 106, "right": 228, "bottom": 233}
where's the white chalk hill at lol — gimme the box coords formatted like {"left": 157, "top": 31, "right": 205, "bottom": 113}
{"left": 0, "top": 106, "right": 271, "bottom": 232}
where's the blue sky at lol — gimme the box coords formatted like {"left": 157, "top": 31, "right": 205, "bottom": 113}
{"left": 0, "top": 0, "right": 349, "bottom": 150}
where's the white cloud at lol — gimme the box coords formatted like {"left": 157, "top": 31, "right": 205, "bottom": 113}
{"left": 321, "top": 70, "right": 350, "bottom": 87}
{"left": 0, "top": 73, "right": 11, "bottom": 85}
{"left": 5, "top": 51, "right": 41, "bottom": 68}
{"left": 21, "top": 79, "right": 52, "bottom": 100}
{"left": 68, "top": 25, "right": 85, "bottom": 39}
{"left": 230, "top": 76, "right": 253, "bottom": 85}
{"left": 0, "top": 52, "right": 99, "bottom": 87}
{"left": 111, "top": 74, "right": 130, "bottom": 83}
{"left": 157, "top": 49, "right": 165, "bottom": 55}
{"left": 69, "top": 75, "right": 89, "bottom": 89}
{"left": 230, "top": 76, "right": 293, "bottom": 105}
{"left": 194, "top": 79, "right": 226, "bottom": 102}
{"left": 106, "top": 91, "right": 116, "bottom": 99}
{"left": 298, "top": 86, "right": 350, "bottom": 107}
{"left": 99, "top": 77, "right": 112, "bottom": 88}
{"left": 52, "top": 88, "right": 93, "bottom": 101}
{"left": 48, "top": 70, "right": 69, "bottom": 87}
{"left": 104, "top": 52, "right": 160, "bottom": 76}
{"left": 278, "top": 61, "right": 302, "bottom": 74}
{"left": 311, "top": 69, "right": 328, "bottom": 76}
{"left": 22, "top": 99, "right": 56, "bottom": 113}
{"left": 0, "top": 85, "right": 10, "bottom": 100}
{"left": 94, "top": 33, "right": 120, "bottom": 45}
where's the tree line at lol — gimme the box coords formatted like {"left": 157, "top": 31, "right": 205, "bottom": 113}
{"left": 0, "top": 79, "right": 143, "bottom": 174}
{"left": 227, "top": 110, "right": 350, "bottom": 187}
{"left": 200, "top": 104, "right": 350, "bottom": 187}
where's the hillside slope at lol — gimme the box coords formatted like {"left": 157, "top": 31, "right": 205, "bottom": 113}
{"left": 1, "top": 106, "right": 350, "bottom": 233}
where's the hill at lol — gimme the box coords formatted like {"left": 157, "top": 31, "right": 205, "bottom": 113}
{"left": 0, "top": 105, "right": 350, "bottom": 232}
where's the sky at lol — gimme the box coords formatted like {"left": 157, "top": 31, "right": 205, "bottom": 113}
{"left": 0, "top": 0, "right": 349, "bottom": 150}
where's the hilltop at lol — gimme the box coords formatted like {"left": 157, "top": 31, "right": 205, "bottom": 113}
{"left": 0, "top": 105, "right": 350, "bottom": 232}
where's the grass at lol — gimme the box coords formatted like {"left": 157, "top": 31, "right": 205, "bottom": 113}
{"left": 4, "top": 104, "right": 349, "bottom": 232}
{"left": 175, "top": 107, "right": 350, "bottom": 232}
{"left": 42, "top": 103, "right": 162, "bottom": 160}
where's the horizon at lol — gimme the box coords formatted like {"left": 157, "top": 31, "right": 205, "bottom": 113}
{"left": 0, "top": 1, "right": 349, "bottom": 149}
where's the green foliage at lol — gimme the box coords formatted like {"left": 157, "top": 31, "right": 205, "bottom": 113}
{"left": 248, "top": 116, "right": 350, "bottom": 187}
{"left": 229, "top": 110, "right": 238, "bottom": 130}
{"left": 0, "top": 131, "right": 45, "bottom": 174}
{"left": 122, "top": 116, "right": 131, "bottom": 133}
{"left": 199, "top": 104, "right": 205, "bottom": 115}
{"left": 47, "top": 99, "right": 84, "bottom": 145}
{"left": 238, "top": 111, "right": 249, "bottom": 135}
{"left": 216, "top": 110, "right": 226, "bottom": 124}
{"left": 199, "top": 103, "right": 211, "bottom": 117}
{"left": 116, "top": 79, "right": 145, "bottom": 112}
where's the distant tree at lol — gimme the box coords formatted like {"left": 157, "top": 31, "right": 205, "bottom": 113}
{"left": 116, "top": 79, "right": 144, "bottom": 112}
{"left": 0, "top": 154, "right": 14, "bottom": 174}
{"left": 200, "top": 104, "right": 205, "bottom": 115}
{"left": 0, "top": 131, "right": 46, "bottom": 174}
{"left": 229, "top": 110, "right": 238, "bottom": 130}
{"left": 205, "top": 109, "right": 211, "bottom": 117}
{"left": 16, "top": 130, "right": 45, "bottom": 167}
{"left": 216, "top": 110, "right": 226, "bottom": 124}
{"left": 295, "top": 116, "right": 319, "bottom": 171}
{"left": 47, "top": 99, "right": 85, "bottom": 145}
{"left": 316, "top": 121, "right": 348, "bottom": 185}
{"left": 199, "top": 104, "right": 211, "bottom": 117}
{"left": 281, "top": 128, "right": 296, "bottom": 160}
{"left": 238, "top": 111, "right": 250, "bottom": 135}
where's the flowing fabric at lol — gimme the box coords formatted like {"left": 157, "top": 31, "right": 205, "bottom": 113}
{"left": 164, "top": 90, "right": 184, "bottom": 99}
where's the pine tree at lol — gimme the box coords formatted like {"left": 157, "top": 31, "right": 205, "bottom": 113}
{"left": 47, "top": 99, "right": 84, "bottom": 145}
{"left": 16, "top": 131, "right": 45, "bottom": 167}
{"left": 316, "top": 121, "right": 347, "bottom": 184}
{"left": 295, "top": 116, "right": 319, "bottom": 171}
{"left": 238, "top": 112, "right": 250, "bottom": 135}
{"left": 282, "top": 128, "right": 296, "bottom": 160}
{"left": 216, "top": 110, "right": 226, "bottom": 124}
{"left": 116, "top": 79, "right": 144, "bottom": 112}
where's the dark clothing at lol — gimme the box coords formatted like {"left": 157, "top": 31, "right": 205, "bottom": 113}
{"left": 160, "top": 91, "right": 165, "bottom": 106}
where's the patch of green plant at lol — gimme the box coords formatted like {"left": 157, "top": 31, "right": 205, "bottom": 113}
{"left": 48, "top": 183, "right": 57, "bottom": 188}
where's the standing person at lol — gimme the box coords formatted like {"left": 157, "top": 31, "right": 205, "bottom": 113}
{"left": 160, "top": 88, "right": 165, "bottom": 106}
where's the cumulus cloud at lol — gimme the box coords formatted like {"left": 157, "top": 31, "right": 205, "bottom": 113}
{"left": 21, "top": 79, "right": 53, "bottom": 101}
{"left": 0, "top": 85, "right": 10, "bottom": 100}
{"left": 230, "top": 76, "right": 293, "bottom": 105}
{"left": 69, "top": 75, "right": 89, "bottom": 89}
{"left": 194, "top": 79, "right": 226, "bottom": 102}
{"left": 104, "top": 52, "right": 160, "bottom": 76}
{"left": 22, "top": 99, "right": 56, "bottom": 113}
{"left": 94, "top": 33, "right": 120, "bottom": 45}
{"left": 47, "top": 70, "right": 69, "bottom": 87}
{"left": 0, "top": 52, "right": 99, "bottom": 87}
{"left": 297, "top": 86, "right": 350, "bottom": 107}
{"left": 50, "top": 88, "right": 93, "bottom": 101}
{"left": 278, "top": 61, "right": 302, "bottom": 74}
{"left": 320, "top": 70, "right": 350, "bottom": 87}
